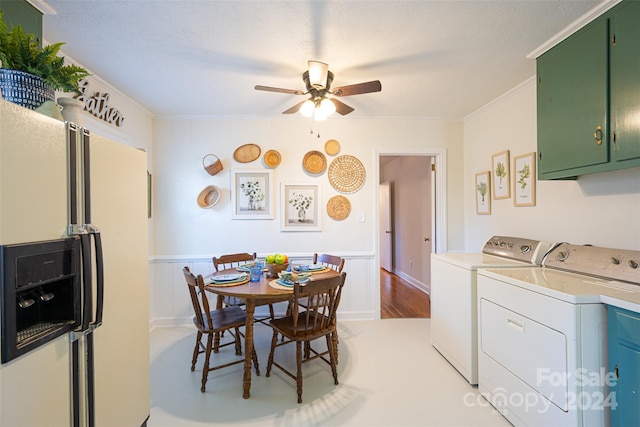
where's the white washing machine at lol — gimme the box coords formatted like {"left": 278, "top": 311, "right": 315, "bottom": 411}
{"left": 477, "top": 244, "right": 640, "bottom": 427}
{"left": 430, "top": 236, "right": 551, "bottom": 385}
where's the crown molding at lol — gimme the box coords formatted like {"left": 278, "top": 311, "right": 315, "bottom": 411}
{"left": 527, "top": 0, "right": 622, "bottom": 59}
{"left": 25, "top": 1, "right": 56, "bottom": 15}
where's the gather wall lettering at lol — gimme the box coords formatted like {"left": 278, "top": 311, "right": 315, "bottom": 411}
{"left": 76, "top": 79, "right": 125, "bottom": 127}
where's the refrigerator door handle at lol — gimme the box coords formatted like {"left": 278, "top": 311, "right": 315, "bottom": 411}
{"left": 87, "top": 225, "right": 104, "bottom": 329}
{"left": 79, "top": 233, "right": 93, "bottom": 333}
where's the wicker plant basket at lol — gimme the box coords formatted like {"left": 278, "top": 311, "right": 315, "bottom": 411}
{"left": 202, "top": 154, "right": 224, "bottom": 176}
{"left": 0, "top": 69, "right": 55, "bottom": 110}
{"left": 197, "top": 185, "right": 221, "bottom": 208}
{"left": 266, "top": 263, "right": 289, "bottom": 278}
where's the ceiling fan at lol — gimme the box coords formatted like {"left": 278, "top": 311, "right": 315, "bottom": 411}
{"left": 255, "top": 60, "right": 382, "bottom": 120}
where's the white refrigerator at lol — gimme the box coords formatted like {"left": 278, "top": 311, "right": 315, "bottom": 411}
{"left": 0, "top": 99, "right": 150, "bottom": 426}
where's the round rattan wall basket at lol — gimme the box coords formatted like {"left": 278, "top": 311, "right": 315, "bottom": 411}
{"left": 328, "top": 155, "right": 366, "bottom": 194}
{"left": 303, "top": 150, "right": 327, "bottom": 174}
{"left": 264, "top": 150, "right": 281, "bottom": 168}
{"left": 197, "top": 185, "right": 222, "bottom": 209}
{"left": 326, "top": 195, "right": 351, "bottom": 221}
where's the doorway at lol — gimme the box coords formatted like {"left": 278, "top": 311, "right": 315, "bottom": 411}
{"left": 377, "top": 149, "right": 447, "bottom": 318}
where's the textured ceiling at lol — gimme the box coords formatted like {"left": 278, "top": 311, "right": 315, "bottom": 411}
{"left": 42, "top": 0, "right": 603, "bottom": 119}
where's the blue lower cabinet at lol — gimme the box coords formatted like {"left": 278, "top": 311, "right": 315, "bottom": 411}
{"left": 607, "top": 306, "right": 640, "bottom": 427}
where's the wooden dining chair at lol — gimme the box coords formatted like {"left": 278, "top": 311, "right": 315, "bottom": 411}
{"left": 212, "top": 252, "right": 275, "bottom": 323}
{"left": 212, "top": 252, "right": 256, "bottom": 307}
{"left": 183, "top": 266, "right": 259, "bottom": 392}
{"left": 266, "top": 272, "right": 347, "bottom": 403}
{"left": 301, "top": 253, "right": 345, "bottom": 362}
{"left": 312, "top": 253, "right": 345, "bottom": 273}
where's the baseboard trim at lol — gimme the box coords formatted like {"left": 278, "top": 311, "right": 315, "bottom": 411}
{"left": 395, "top": 271, "right": 430, "bottom": 295}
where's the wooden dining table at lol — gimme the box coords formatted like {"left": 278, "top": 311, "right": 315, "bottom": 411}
{"left": 205, "top": 266, "right": 339, "bottom": 399}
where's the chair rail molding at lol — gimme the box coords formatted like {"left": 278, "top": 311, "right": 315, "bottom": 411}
{"left": 148, "top": 252, "right": 378, "bottom": 330}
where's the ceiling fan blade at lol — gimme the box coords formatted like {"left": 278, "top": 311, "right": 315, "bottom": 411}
{"left": 282, "top": 100, "right": 306, "bottom": 114}
{"left": 332, "top": 80, "right": 382, "bottom": 97}
{"left": 255, "top": 85, "right": 305, "bottom": 95}
{"left": 331, "top": 98, "right": 355, "bottom": 115}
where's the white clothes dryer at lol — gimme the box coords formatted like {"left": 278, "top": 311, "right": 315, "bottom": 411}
{"left": 477, "top": 243, "right": 640, "bottom": 427}
{"left": 430, "top": 236, "right": 551, "bottom": 385}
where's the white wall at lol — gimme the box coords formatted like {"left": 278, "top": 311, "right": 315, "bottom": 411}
{"left": 464, "top": 78, "right": 640, "bottom": 252}
{"left": 150, "top": 117, "right": 464, "bottom": 324}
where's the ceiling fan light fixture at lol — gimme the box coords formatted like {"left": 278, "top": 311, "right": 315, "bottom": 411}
{"left": 300, "top": 99, "right": 316, "bottom": 118}
{"left": 319, "top": 97, "right": 336, "bottom": 116}
{"left": 313, "top": 108, "right": 329, "bottom": 122}
{"left": 308, "top": 60, "right": 329, "bottom": 88}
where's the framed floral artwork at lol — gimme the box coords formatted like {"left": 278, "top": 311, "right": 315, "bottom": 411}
{"left": 230, "top": 170, "right": 273, "bottom": 219}
{"left": 513, "top": 152, "right": 536, "bottom": 207}
{"left": 475, "top": 171, "right": 491, "bottom": 215}
{"left": 491, "top": 150, "right": 510, "bottom": 200}
{"left": 281, "top": 183, "right": 321, "bottom": 231}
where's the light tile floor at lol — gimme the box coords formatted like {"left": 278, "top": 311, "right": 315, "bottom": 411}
{"left": 149, "top": 319, "right": 511, "bottom": 427}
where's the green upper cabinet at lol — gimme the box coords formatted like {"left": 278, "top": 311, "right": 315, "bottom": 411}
{"left": 611, "top": 0, "right": 640, "bottom": 164}
{"left": 0, "top": 0, "right": 43, "bottom": 43}
{"left": 536, "top": 0, "right": 640, "bottom": 180}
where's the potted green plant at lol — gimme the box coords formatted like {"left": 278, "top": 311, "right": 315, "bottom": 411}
{"left": 0, "top": 11, "right": 89, "bottom": 109}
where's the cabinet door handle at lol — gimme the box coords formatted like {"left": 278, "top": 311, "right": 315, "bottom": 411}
{"left": 594, "top": 125, "right": 603, "bottom": 145}
{"left": 507, "top": 318, "right": 525, "bottom": 332}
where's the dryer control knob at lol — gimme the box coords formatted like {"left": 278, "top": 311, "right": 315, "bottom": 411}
{"left": 557, "top": 250, "right": 570, "bottom": 261}
{"left": 611, "top": 257, "right": 621, "bottom": 265}
{"left": 629, "top": 260, "right": 639, "bottom": 269}
{"left": 521, "top": 245, "right": 531, "bottom": 254}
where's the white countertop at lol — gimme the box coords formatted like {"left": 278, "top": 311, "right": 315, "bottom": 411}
{"left": 478, "top": 267, "right": 640, "bottom": 313}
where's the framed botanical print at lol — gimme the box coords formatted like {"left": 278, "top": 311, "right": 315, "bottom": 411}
{"left": 475, "top": 171, "right": 491, "bottom": 215}
{"left": 281, "top": 183, "right": 321, "bottom": 231}
{"left": 491, "top": 150, "right": 510, "bottom": 200}
{"left": 230, "top": 170, "right": 273, "bottom": 219}
{"left": 513, "top": 152, "right": 536, "bottom": 207}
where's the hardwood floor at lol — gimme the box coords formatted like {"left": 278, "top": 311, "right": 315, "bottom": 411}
{"left": 380, "top": 268, "right": 431, "bottom": 318}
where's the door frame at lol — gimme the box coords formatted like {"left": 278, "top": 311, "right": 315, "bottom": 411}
{"left": 374, "top": 147, "right": 448, "bottom": 318}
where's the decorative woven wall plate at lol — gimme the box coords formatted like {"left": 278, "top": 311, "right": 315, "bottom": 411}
{"left": 326, "top": 195, "right": 351, "bottom": 221}
{"left": 197, "top": 185, "right": 221, "bottom": 208}
{"left": 324, "top": 139, "right": 341, "bottom": 156}
{"left": 233, "top": 143, "right": 261, "bottom": 163}
{"left": 328, "top": 155, "right": 366, "bottom": 193}
{"left": 303, "top": 150, "right": 327, "bottom": 174}
{"left": 264, "top": 150, "right": 281, "bottom": 168}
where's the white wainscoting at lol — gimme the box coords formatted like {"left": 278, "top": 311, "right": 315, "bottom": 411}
{"left": 148, "top": 253, "right": 378, "bottom": 329}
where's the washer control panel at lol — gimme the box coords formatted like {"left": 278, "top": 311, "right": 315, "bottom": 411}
{"left": 543, "top": 243, "right": 640, "bottom": 285}
{"left": 482, "top": 236, "right": 551, "bottom": 265}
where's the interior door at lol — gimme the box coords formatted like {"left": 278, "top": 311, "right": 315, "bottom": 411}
{"left": 379, "top": 182, "right": 392, "bottom": 272}
{"left": 422, "top": 159, "right": 434, "bottom": 287}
